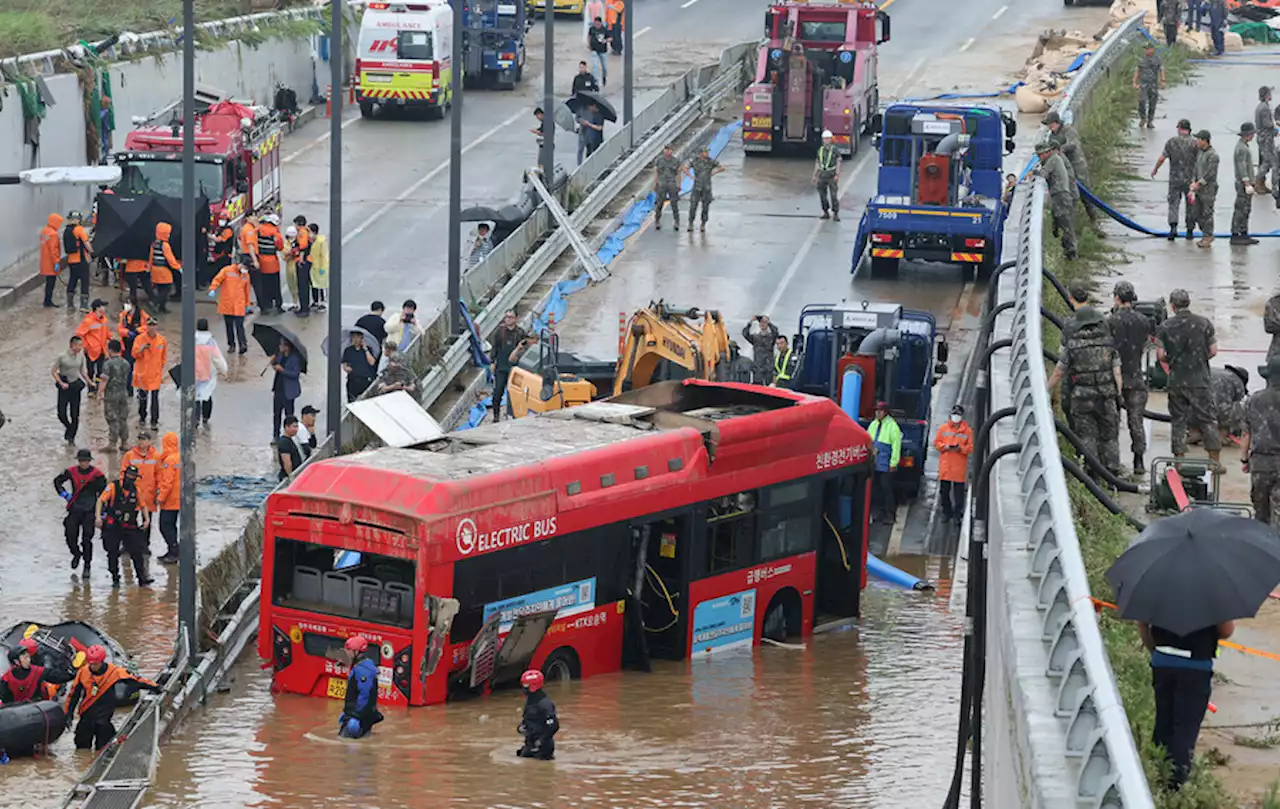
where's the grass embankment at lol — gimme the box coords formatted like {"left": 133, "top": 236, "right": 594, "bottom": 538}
{"left": 0, "top": 0, "right": 312, "bottom": 59}
{"left": 1038, "top": 43, "right": 1256, "bottom": 808}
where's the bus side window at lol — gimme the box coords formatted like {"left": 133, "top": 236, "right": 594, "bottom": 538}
{"left": 761, "top": 480, "right": 818, "bottom": 560}
{"left": 705, "top": 491, "right": 756, "bottom": 574}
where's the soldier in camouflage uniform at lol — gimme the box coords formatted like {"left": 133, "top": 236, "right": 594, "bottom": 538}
{"left": 813, "top": 130, "right": 841, "bottom": 221}
{"left": 1044, "top": 111, "right": 1099, "bottom": 229}
{"left": 652, "top": 145, "right": 683, "bottom": 231}
{"left": 1243, "top": 355, "right": 1280, "bottom": 527}
{"left": 1151, "top": 118, "right": 1198, "bottom": 240}
{"left": 1190, "top": 130, "right": 1219, "bottom": 248}
{"left": 1035, "top": 141, "right": 1077, "bottom": 259}
{"left": 687, "top": 146, "right": 725, "bottom": 232}
{"left": 1206, "top": 365, "right": 1248, "bottom": 440}
{"left": 1254, "top": 86, "right": 1277, "bottom": 201}
{"left": 1133, "top": 45, "right": 1164, "bottom": 129}
{"left": 1264, "top": 291, "right": 1280, "bottom": 364}
{"left": 1231, "top": 122, "right": 1259, "bottom": 245}
{"left": 742, "top": 315, "right": 780, "bottom": 385}
{"left": 1048, "top": 308, "right": 1124, "bottom": 476}
{"left": 1156, "top": 288, "right": 1223, "bottom": 467}
{"left": 1109, "top": 281, "right": 1153, "bottom": 474}
{"left": 1160, "top": 0, "right": 1181, "bottom": 45}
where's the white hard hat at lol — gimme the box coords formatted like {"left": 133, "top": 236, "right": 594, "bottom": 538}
{"left": 822, "top": 130, "right": 833, "bottom": 139}
{"left": 285, "top": 226, "right": 298, "bottom": 238}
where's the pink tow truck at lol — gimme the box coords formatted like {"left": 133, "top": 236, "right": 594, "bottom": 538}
{"left": 742, "top": 0, "right": 890, "bottom": 157}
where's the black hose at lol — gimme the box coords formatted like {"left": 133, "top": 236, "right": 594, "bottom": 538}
{"left": 1040, "top": 307, "right": 1065, "bottom": 334}
{"left": 1053, "top": 418, "right": 1140, "bottom": 493}
{"left": 1143, "top": 408, "right": 1171, "bottom": 423}
{"left": 1042, "top": 267, "right": 1073, "bottom": 309}
{"left": 1060, "top": 457, "right": 1148, "bottom": 531}
{"left": 985, "top": 261, "right": 1016, "bottom": 312}
{"left": 980, "top": 302, "right": 1015, "bottom": 348}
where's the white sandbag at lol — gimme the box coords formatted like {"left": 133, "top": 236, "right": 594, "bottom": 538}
{"left": 1016, "top": 84, "right": 1052, "bottom": 114}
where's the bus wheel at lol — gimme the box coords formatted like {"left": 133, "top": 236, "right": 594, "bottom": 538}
{"left": 541, "top": 648, "right": 580, "bottom": 683}
{"left": 762, "top": 589, "right": 802, "bottom": 643}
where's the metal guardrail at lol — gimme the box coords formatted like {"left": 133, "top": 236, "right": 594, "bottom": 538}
{"left": 984, "top": 12, "right": 1154, "bottom": 808}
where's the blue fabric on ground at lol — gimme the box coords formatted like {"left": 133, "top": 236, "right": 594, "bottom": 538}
{"left": 460, "top": 301, "right": 492, "bottom": 373}
{"left": 198, "top": 475, "right": 277, "bottom": 509}
{"left": 457, "top": 394, "right": 492, "bottom": 431}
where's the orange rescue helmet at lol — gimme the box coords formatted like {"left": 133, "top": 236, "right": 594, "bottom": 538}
{"left": 344, "top": 636, "right": 369, "bottom": 654}
{"left": 520, "top": 669, "right": 545, "bottom": 691}
{"left": 86, "top": 645, "right": 107, "bottom": 665}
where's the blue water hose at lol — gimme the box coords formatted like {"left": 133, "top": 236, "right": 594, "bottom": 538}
{"left": 1078, "top": 181, "right": 1280, "bottom": 239}
{"left": 867, "top": 553, "right": 935, "bottom": 591}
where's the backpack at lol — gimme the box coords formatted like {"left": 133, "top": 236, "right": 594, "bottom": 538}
{"left": 62, "top": 224, "right": 80, "bottom": 256}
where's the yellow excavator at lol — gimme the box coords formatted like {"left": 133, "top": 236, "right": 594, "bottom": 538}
{"left": 506, "top": 301, "right": 749, "bottom": 418}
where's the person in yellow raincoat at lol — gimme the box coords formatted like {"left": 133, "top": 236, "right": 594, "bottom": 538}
{"left": 307, "top": 223, "right": 329, "bottom": 311}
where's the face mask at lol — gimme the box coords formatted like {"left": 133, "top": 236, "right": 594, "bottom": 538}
{"left": 950, "top": 415, "right": 962, "bottom": 424}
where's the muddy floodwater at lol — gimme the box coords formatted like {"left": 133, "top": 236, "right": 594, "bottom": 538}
{"left": 131, "top": 579, "right": 961, "bottom": 809}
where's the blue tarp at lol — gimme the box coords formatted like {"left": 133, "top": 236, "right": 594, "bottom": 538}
{"left": 197, "top": 475, "right": 277, "bottom": 509}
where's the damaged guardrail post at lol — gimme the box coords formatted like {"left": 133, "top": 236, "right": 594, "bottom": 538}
{"left": 525, "top": 168, "right": 611, "bottom": 283}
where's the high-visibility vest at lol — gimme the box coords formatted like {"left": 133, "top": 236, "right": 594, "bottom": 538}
{"left": 774, "top": 346, "right": 793, "bottom": 381}
{"left": 817, "top": 145, "right": 838, "bottom": 173}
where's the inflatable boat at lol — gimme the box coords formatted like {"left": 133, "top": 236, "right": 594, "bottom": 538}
{"left": 1, "top": 621, "right": 138, "bottom": 703}
{"left": 0, "top": 700, "right": 65, "bottom": 756}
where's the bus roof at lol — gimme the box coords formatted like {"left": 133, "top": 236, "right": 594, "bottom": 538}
{"left": 277, "top": 381, "right": 872, "bottom": 549}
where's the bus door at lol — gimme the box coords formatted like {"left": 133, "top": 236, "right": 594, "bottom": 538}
{"left": 631, "top": 512, "right": 693, "bottom": 660}
{"left": 817, "top": 473, "right": 867, "bottom": 618}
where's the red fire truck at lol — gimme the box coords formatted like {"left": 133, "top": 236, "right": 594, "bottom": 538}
{"left": 115, "top": 96, "right": 285, "bottom": 233}
{"left": 259, "top": 380, "right": 873, "bottom": 706}
{"left": 742, "top": 0, "right": 890, "bottom": 157}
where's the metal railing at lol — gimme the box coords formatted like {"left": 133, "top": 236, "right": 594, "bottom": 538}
{"left": 983, "top": 12, "right": 1154, "bottom": 808}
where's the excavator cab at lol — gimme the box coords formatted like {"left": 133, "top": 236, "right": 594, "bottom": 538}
{"left": 505, "top": 330, "right": 616, "bottom": 419}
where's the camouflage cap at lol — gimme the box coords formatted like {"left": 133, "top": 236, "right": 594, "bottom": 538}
{"left": 1113, "top": 280, "right": 1137, "bottom": 302}
{"left": 1068, "top": 282, "right": 1091, "bottom": 303}
{"left": 1225, "top": 364, "right": 1249, "bottom": 386}
{"left": 1241, "top": 121, "right": 1257, "bottom": 136}
{"left": 1177, "top": 118, "right": 1191, "bottom": 132}
{"left": 1169, "top": 288, "right": 1191, "bottom": 308}
{"left": 1042, "top": 110, "right": 1062, "bottom": 125}
{"left": 1195, "top": 129, "right": 1212, "bottom": 142}
{"left": 1034, "top": 138, "right": 1055, "bottom": 153}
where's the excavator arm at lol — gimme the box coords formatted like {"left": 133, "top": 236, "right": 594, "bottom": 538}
{"left": 613, "top": 304, "right": 741, "bottom": 396}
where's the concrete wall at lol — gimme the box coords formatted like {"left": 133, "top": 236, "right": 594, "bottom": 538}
{"left": 0, "top": 36, "right": 321, "bottom": 281}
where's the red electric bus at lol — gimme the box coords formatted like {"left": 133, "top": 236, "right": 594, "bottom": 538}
{"left": 259, "top": 380, "right": 873, "bottom": 706}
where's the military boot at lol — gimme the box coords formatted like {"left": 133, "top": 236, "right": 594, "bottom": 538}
{"left": 1255, "top": 178, "right": 1272, "bottom": 196}
{"left": 1208, "top": 450, "right": 1224, "bottom": 473}
{"left": 1197, "top": 234, "right": 1214, "bottom": 248}
{"left": 1133, "top": 453, "right": 1144, "bottom": 477}
{"left": 1167, "top": 224, "right": 1177, "bottom": 241}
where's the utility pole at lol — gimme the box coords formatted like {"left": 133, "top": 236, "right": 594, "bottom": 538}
{"left": 447, "top": 0, "right": 464, "bottom": 335}
{"left": 623, "top": 0, "right": 634, "bottom": 133}
{"left": 178, "top": 0, "right": 197, "bottom": 661}
{"left": 327, "top": 0, "right": 344, "bottom": 446}
{"left": 540, "top": 3, "right": 555, "bottom": 179}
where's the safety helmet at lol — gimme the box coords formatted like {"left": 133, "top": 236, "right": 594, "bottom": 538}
{"left": 345, "top": 717, "right": 362, "bottom": 737}
{"left": 67, "top": 210, "right": 83, "bottom": 222}
{"left": 875, "top": 400, "right": 890, "bottom": 411}
{"left": 86, "top": 645, "right": 107, "bottom": 665}
{"left": 344, "top": 636, "right": 369, "bottom": 654}
{"left": 18, "top": 638, "right": 38, "bottom": 656}
{"left": 821, "top": 129, "right": 833, "bottom": 139}
{"left": 520, "top": 669, "right": 545, "bottom": 691}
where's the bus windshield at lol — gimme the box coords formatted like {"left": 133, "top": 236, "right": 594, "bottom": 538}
{"left": 118, "top": 159, "right": 224, "bottom": 200}
{"left": 271, "top": 537, "right": 416, "bottom": 628}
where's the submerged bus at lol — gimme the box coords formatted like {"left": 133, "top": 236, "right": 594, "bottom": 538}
{"left": 259, "top": 380, "right": 874, "bottom": 706}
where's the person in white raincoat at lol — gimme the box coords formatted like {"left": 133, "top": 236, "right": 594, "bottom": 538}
{"left": 194, "top": 318, "right": 228, "bottom": 426}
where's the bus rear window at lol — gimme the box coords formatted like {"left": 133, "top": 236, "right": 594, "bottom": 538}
{"left": 272, "top": 538, "right": 416, "bottom": 628}
{"left": 398, "top": 30, "right": 433, "bottom": 60}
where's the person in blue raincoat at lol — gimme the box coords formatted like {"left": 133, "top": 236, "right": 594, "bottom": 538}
{"left": 338, "top": 636, "right": 384, "bottom": 739}
{"left": 867, "top": 401, "right": 902, "bottom": 525}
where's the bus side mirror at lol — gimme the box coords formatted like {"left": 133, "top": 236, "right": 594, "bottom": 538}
{"left": 1002, "top": 113, "right": 1017, "bottom": 137}
{"left": 935, "top": 340, "right": 949, "bottom": 364}
{"left": 870, "top": 112, "right": 883, "bottom": 133}
{"left": 876, "top": 10, "right": 891, "bottom": 44}
{"left": 1005, "top": 138, "right": 1016, "bottom": 155}
{"left": 932, "top": 363, "right": 947, "bottom": 384}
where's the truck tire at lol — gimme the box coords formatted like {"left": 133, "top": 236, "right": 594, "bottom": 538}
{"left": 359, "top": 100, "right": 375, "bottom": 119}
{"left": 870, "top": 256, "right": 899, "bottom": 278}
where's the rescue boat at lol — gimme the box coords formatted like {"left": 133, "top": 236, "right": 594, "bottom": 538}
{"left": 0, "top": 700, "right": 66, "bottom": 756}
{"left": 1, "top": 621, "right": 139, "bottom": 703}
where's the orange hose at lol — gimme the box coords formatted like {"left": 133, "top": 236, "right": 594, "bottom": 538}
{"left": 1091, "top": 597, "right": 1280, "bottom": 663}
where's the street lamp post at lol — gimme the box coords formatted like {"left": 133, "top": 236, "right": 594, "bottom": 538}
{"left": 328, "top": 0, "right": 344, "bottom": 446}
{"left": 178, "top": 0, "right": 197, "bottom": 661}
{"left": 447, "top": 0, "right": 464, "bottom": 336}
{"left": 623, "top": 0, "right": 633, "bottom": 132}
{"left": 540, "top": 2, "right": 555, "bottom": 178}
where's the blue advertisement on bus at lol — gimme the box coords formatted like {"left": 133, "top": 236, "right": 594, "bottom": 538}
{"left": 691, "top": 588, "right": 757, "bottom": 657}
{"left": 483, "top": 577, "right": 596, "bottom": 634}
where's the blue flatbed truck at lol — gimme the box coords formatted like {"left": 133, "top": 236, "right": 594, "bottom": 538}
{"left": 852, "top": 103, "right": 1017, "bottom": 281}
{"left": 458, "top": 0, "right": 528, "bottom": 89}
{"left": 790, "top": 301, "right": 948, "bottom": 500}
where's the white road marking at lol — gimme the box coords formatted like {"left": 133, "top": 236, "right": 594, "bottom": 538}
{"left": 764, "top": 149, "right": 873, "bottom": 314}
{"left": 282, "top": 115, "right": 362, "bottom": 164}
{"left": 893, "top": 56, "right": 928, "bottom": 98}
{"left": 341, "top": 109, "right": 526, "bottom": 245}
{"left": 635, "top": 25, "right": 652, "bottom": 38}
{"left": 680, "top": 0, "right": 699, "bottom": 7}
{"left": 960, "top": 37, "right": 975, "bottom": 52}
{"left": 886, "top": 505, "right": 909, "bottom": 556}
{"left": 992, "top": 4, "right": 1008, "bottom": 19}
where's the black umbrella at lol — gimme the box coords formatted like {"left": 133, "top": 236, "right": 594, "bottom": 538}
{"left": 321, "top": 326, "right": 382, "bottom": 360}
{"left": 565, "top": 91, "right": 617, "bottom": 123}
{"left": 459, "top": 204, "right": 527, "bottom": 224}
{"left": 252, "top": 322, "right": 308, "bottom": 373}
{"left": 1105, "top": 508, "right": 1280, "bottom": 637}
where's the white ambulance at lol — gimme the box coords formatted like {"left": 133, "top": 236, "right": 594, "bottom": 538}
{"left": 356, "top": 1, "right": 454, "bottom": 119}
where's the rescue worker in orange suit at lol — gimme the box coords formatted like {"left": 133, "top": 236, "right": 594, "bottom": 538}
{"left": 62, "top": 211, "right": 94, "bottom": 312}
{"left": 290, "top": 214, "right": 312, "bottom": 316}
{"left": 240, "top": 213, "right": 262, "bottom": 309}
{"left": 211, "top": 216, "right": 235, "bottom": 273}
{"left": 338, "top": 636, "right": 384, "bottom": 739}
{"left": 148, "top": 222, "right": 180, "bottom": 314}
{"left": 156, "top": 432, "right": 181, "bottom": 564}
{"left": 131, "top": 322, "right": 167, "bottom": 430}
{"left": 120, "top": 432, "right": 161, "bottom": 554}
{"left": 65, "top": 644, "right": 160, "bottom": 750}
{"left": 96, "top": 464, "right": 154, "bottom": 588}
{"left": 0, "top": 640, "right": 70, "bottom": 705}
{"left": 933, "top": 403, "right": 974, "bottom": 528}
{"left": 516, "top": 669, "right": 559, "bottom": 760}
{"left": 117, "top": 301, "right": 152, "bottom": 397}
{"left": 39, "top": 212, "right": 64, "bottom": 308}
{"left": 257, "top": 214, "right": 286, "bottom": 314}
{"left": 54, "top": 448, "right": 107, "bottom": 576}
{"left": 606, "top": 0, "right": 625, "bottom": 54}
{"left": 209, "top": 254, "right": 253, "bottom": 354}
{"left": 74, "top": 298, "right": 111, "bottom": 391}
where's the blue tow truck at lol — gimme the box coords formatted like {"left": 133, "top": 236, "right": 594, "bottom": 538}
{"left": 459, "top": 0, "right": 528, "bottom": 89}
{"left": 852, "top": 103, "right": 1017, "bottom": 281}
{"left": 790, "top": 301, "right": 948, "bottom": 500}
